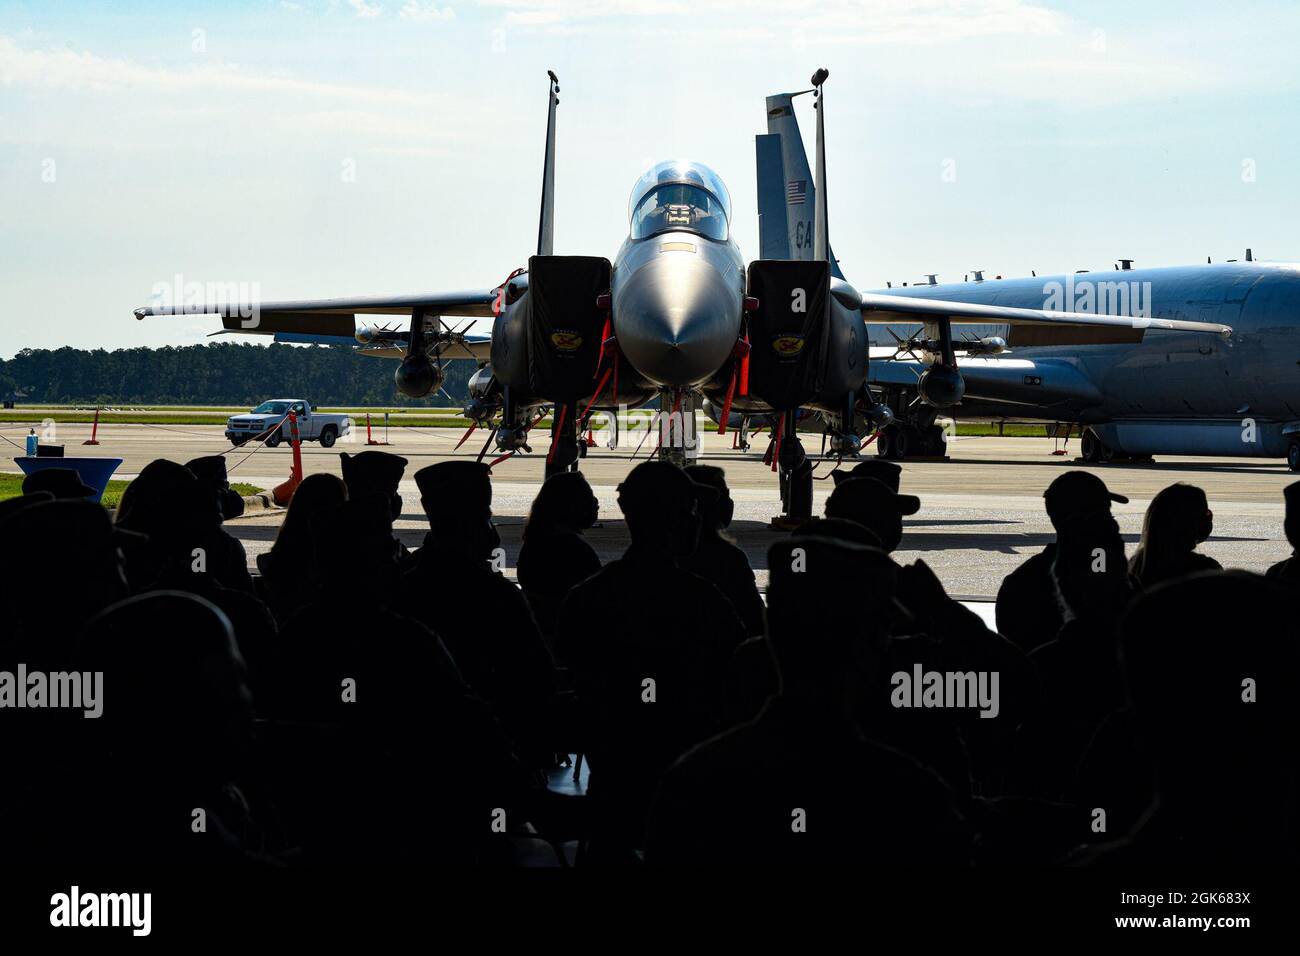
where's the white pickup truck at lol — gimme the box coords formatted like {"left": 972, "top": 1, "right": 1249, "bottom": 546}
{"left": 225, "top": 399, "right": 351, "bottom": 448}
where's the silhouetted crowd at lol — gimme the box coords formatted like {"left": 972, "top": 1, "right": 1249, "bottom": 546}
{"left": 1, "top": 452, "right": 1297, "bottom": 866}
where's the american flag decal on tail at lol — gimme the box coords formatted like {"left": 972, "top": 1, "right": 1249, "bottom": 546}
{"left": 786, "top": 180, "right": 807, "bottom": 205}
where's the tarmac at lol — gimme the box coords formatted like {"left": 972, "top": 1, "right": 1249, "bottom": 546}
{"left": 3, "top": 418, "right": 1295, "bottom": 604}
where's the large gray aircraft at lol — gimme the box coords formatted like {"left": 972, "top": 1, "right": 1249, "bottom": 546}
{"left": 758, "top": 84, "right": 1300, "bottom": 472}
{"left": 134, "top": 70, "right": 1235, "bottom": 518}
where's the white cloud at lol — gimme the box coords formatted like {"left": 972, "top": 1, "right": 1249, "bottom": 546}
{"left": 348, "top": 0, "right": 384, "bottom": 18}
{"left": 400, "top": 1, "right": 456, "bottom": 21}
{"left": 475, "top": 0, "right": 1066, "bottom": 40}
{"left": 0, "top": 34, "right": 441, "bottom": 106}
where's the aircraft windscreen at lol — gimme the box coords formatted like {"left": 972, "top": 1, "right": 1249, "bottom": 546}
{"left": 631, "top": 184, "right": 728, "bottom": 241}
{"left": 628, "top": 160, "right": 732, "bottom": 242}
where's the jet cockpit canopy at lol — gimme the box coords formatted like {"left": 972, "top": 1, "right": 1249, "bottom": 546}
{"left": 628, "top": 160, "right": 732, "bottom": 242}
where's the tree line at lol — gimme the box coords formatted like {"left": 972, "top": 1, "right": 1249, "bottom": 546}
{"left": 0, "top": 343, "right": 474, "bottom": 407}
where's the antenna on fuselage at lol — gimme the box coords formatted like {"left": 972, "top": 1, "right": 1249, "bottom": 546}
{"left": 537, "top": 70, "right": 560, "bottom": 257}
{"left": 811, "top": 67, "right": 830, "bottom": 264}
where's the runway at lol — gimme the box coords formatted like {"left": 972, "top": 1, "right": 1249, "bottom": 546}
{"left": 4, "top": 419, "right": 1294, "bottom": 601}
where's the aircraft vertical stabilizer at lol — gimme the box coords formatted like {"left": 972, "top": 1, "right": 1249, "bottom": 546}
{"left": 762, "top": 91, "right": 843, "bottom": 278}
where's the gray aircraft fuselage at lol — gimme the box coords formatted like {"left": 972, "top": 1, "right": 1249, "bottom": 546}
{"left": 611, "top": 228, "right": 746, "bottom": 390}
{"left": 871, "top": 262, "right": 1300, "bottom": 457}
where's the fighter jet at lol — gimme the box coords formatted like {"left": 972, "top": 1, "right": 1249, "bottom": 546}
{"left": 758, "top": 83, "right": 1300, "bottom": 472}
{"left": 135, "top": 70, "right": 1233, "bottom": 518}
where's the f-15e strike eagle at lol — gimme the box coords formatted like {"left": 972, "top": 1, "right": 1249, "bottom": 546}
{"left": 137, "top": 69, "right": 1259, "bottom": 521}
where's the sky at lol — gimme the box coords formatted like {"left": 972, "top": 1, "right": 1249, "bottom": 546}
{"left": 2, "top": 0, "right": 1299, "bottom": 357}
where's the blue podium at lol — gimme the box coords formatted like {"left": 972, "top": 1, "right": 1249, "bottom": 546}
{"left": 13, "top": 456, "right": 124, "bottom": 504}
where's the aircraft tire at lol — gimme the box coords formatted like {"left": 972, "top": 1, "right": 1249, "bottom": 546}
{"left": 876, "top": 426, "right": 901, "bottom": 460}
{"left": 892, "top": 426, "right": 912, "bottom": 460}
{"left": 1288, "top": 442, "right": 1300, "bottom": 473}
{"left": 1080, "top": 429, "right": 1104, "bottom": 463}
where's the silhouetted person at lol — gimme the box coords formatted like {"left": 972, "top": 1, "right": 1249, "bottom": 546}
{"left": 256, "top": 472, "right": 348, "bottom": 623}
{"left": 1266, "top": 480, "right": 1300, "bottom": 586}
{"left": 1128, "top": 482, "right": 1220, "bottom": 589}
{"left": 823, "top": 476, "right": 919, "bottom": 553}
{"left": 0, "top": 499, "right": 135, "bottom": 672}
{"left": 139, "top": 471, "right": 277, "bottom": 701}
{"left": 22, "top": 467, "right": 95, "bottom": 499}
{"left": 807, "top": 502, "right": 1026, "bottom": 796}
{"left": 996, "top": 471, "right": 1128, "bottom": 653}
{"left": 57, "top": 591, "right": 261, "bottom": 864}
{"left": 724, "top": 516, "right": 879, "bottom": 727}
{"left": 646, "top": 536, "right": 972, "bottom": 865}
{"left": 116, "top": 459, "right": 253, "bottom": 594}
{"left": 1074, "top": 571, "right": 1298, "bottom": 865}
{"left": 830, "top": 458, "right": 903, "bottom": 493}
{"left": 340, "top": 449, "right": 406, "bottom": 519}
{"left": 186, "top": 454, "right": 246, "bottom": 520}
{"left": 398, "top": 462, "right": 558, "bottom": 768}
{"left": 517, "top": 471, "right": 602, "bottom": 644}
{"left": 680, "top": 464, "right": 765, "bottom": 637}
{"left": 556, "top": 460, "right": 746, "bottom": 861}
{"left": 340, "top": 450, "right": 409, "bottom": 564}
{"left": 270, "top": 493, "right": 533, "bottom": 862}
{"left": 1015, "top": 509, "right": 1134, "bottom": 799}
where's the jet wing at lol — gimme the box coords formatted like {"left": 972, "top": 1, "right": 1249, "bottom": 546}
{"left": 133, "top": 289, "right": 499, "bottom": 339}
{"left": 859, "top": 292, "right": 1233, "bottom": 336}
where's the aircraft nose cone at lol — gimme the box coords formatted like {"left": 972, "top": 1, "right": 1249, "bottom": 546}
{"left": 613, "top": 255, "right": 741, "bottom": 387}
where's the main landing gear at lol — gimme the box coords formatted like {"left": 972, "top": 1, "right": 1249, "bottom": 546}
{"left": 875, "top": 422, "right": 948, "bottom": 461}
{"left": 1079, "top": 427, "right": 1153, "bottom": 465}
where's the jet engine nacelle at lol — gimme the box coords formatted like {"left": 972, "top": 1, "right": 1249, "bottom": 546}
{"left": 394, "top": 354, "right": 443, "bottom": 398}
{"left": 918, "top": 364, "right": 965, "bottom": 408}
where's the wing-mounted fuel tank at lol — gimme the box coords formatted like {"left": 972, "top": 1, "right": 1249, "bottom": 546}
{"left": 491, "top": 255, "right": 650, "bottom": 408}
{"left": 733, "top": 258, "right": 865, "bottom": 414}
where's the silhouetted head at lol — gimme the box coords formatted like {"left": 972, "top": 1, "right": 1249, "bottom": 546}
{"left": 22, "top": 467, "right": 96, "bottom": 500}
{"left": 1050, "top": 509, "right": 1131, "bottom": 627}
{"left": 340, "top": 451, "right": 408, "bottom": 521}
{"left": 617, "top": 460, "right": 715, "bottom": 558}
{"left": 186, "top": 454, "right": 245, "bottom": 520}
{"left": 273, "top": 472, "right": 348, "bottom": 555}
{"left": 766, "top": 536, "right": 897, "bottom": 703}
{"left": 0, "top": 490, "right": 54, "bottom": 524}
{"left": 0, "top": 499, "right": 136, "bottom": 646}
{"left": 830, "top": 459, "right": 902, "bottom": 494}
{"left": 78, "top": 591, "right": 252, "bottom": 782}
{"left": 824, "top": 476, "right": 919, "bottom": 553}
{"left": 1282, "top": 481, "right": 1300, "bottom": 551}
{"left": 1120, "top": 571, "right": 1296, "bottom": 832}
{"left": 311, "top": 494, "right": 400, "bottom": 579}
{"left": 115, "top": 459, "right": 199, "bottom": 534}
{"left": 523, "top": 471, "right": 599, "bottom": 542}
{"left": 1142, "top": 482, "right": 1212, "bottom": 550}
{"left": 683, "top": 464, "right": 734, "bottom": 530}
{"left": 414, "top": 461, "right": 499, "bottom": 563}
{"left": 1042, "top": 470, "right": 1128, "bottom": 531}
